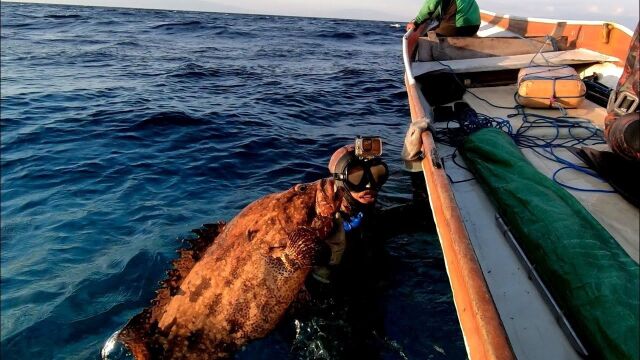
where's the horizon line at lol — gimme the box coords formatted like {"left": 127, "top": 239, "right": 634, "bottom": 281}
{"left": 0, "top": 0, "right": 410, "bottom": 23}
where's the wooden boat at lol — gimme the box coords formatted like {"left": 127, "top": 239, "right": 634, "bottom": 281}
{"left": 402, "top": 10, "right": 639, "bottom": 360}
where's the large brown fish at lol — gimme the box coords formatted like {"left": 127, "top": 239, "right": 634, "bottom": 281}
{"left": 103, "top": 178, "right": 342, "bottom": 359}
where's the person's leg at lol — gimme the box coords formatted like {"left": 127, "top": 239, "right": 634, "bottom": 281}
{"left": 435, "top": 22, "right": 457, "bottom": 36}
{"left": 455, "top": 24, "right": 480, "bottom": 36}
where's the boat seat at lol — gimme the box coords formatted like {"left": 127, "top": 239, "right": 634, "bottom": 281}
{"left": 416, "top": 35, "right": 569, "bottom": 62}
{"left": 411, "top": 49, "right": 620, "bottom": 77}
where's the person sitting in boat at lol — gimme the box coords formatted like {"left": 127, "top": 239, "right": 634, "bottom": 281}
{"left": 406, "top": 0, "right": 481, "bottom": 37}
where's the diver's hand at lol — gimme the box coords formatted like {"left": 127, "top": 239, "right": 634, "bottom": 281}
{"left": 406, "top": 20, "right": 417, "bottom": 32}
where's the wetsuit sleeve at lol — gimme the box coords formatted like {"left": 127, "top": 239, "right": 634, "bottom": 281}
{"left": 414, "top": 0, "right": 442, "bottom": 25}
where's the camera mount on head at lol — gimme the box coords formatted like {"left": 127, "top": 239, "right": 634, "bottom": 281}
{"left": 354, "top": 136, "right": 383, "bottom": 160}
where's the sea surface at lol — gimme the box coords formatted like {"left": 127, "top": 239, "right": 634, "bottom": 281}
{"left": 0, "top": 3, "right": 465, "bottom": 359}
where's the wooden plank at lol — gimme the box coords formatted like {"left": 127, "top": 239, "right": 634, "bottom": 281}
{"left": 412, "top": 49, "right": 620, "bottom": 77}
{"left": 417, "top": 36, "right": 569, "bottom": 61}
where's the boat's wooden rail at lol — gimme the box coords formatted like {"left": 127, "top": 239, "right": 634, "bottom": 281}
{"left": 419, "top": 133, "right": 516, "bottom": 360}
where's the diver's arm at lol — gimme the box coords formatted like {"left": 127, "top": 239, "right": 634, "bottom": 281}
{"left": 374, "top": 200, "right": 435, "bottom": 239}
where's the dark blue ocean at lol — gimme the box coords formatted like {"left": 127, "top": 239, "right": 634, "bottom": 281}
{"left": 0, "top": 3, "right": 464, "bottom": 359}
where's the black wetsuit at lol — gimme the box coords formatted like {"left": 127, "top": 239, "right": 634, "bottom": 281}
{"left": 292, "top": 197, "right": 434, "bottom": 359}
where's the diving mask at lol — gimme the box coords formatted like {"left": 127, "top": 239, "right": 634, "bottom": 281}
{"left": 329, "top": 137, "right": 388, "bottom": 192}
{"left": 337, "top": 158, "right": 388, "bottom": 192}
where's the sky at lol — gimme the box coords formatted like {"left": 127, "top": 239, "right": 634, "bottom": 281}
{"left": 2, "top": 0, "right": 639, "bottom": 29}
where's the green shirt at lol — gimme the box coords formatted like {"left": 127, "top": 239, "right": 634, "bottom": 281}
{"left": 414, "top": 0, "right": 480, "bottom": 27}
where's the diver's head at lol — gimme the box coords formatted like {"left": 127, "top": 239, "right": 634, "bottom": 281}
{"left": 328, "top": 137, "right": 388, "bottom": 207}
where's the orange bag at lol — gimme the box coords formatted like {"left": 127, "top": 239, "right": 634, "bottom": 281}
{"left": 516, "top": 66, "right": 586, "bottom": 109}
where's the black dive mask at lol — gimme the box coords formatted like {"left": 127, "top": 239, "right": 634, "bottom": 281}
{"left": 334, "top": 158, "right": 388, "bottom": 192}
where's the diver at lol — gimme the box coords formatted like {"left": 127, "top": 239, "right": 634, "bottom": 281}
{"left": 406, "top": 0, "right": 481, "bottom": 37}
{"left": 290, "top": 137, "right": 432, "bottom": 359}
{"left": 313, "top": 137, "right": 390, "bottom": 287}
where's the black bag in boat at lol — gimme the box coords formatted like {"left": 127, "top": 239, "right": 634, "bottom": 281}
{"left": 570, "top": 146, "right": 640, "bottom": 208}
{"left": 416, "top": 70, "right": 465, "bottom": 106}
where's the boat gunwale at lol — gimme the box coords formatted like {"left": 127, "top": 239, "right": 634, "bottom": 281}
{"left": 480, "top": 9, "right": 635, "bottom": 36}
{"left": 478, "top": 11, "right": 634, "bottom": 66}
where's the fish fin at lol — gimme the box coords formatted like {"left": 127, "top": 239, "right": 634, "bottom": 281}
{"left": 283, "top": 227, "right": 321, "bottom": 270}
{"left": 161, "top": 221, "right": 225, "bottom": 309}
{"left": 117, "top": 222, "right": 226, "bottom": 357}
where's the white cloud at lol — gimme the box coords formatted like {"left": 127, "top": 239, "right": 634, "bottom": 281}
{"left": 587, "top": 5, "right": 599, "bottom": 13}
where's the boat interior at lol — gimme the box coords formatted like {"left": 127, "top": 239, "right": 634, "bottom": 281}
{"left": 404, "top": 15, "right": 638, "bottom": 360}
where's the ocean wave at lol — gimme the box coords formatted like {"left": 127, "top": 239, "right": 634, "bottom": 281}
{"left": 43, "top": 14, "right": 82, "bottom": 19}
{"left": 128, "top": 111, "right": 209, "bottom": 131}
{"left": 189, "top": 45, "right": 221, "bottom": 54}
{"left": 0, "top": 22, "right": 33, "bottom": 28}
{"left": 333, "top": 67, "right": 368, "bottom": 77}
{"left": 210, "top": 28, "right": 253, "bottom": 37}
{"left": 45, "top": 37, "right": 110, "bottom": 45}
{"left": 12, "top": 12, "right": 41, "bottom": 18}
{"left": 112, "top": 40, "right": 141, "bottom": 47}
{"left": 316, "top": 31, "right": 358, "bottom": 40}
{"left": 166, "top": 62, "right": 220, "bottom": 78}
{"left": 94, "top": 19, "right": 123, "bottom": 26}
{"left": 113, "top": 10, "right": 137, "bottom": 16}
{"left": 151, "top": 20, "right": 203, "bottom": 29}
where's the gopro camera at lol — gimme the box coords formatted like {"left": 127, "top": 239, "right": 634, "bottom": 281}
{"left": 354, "top": 137, "right": 383, "bottom": 159}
